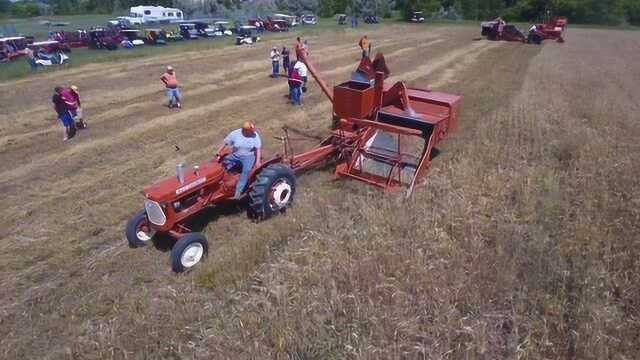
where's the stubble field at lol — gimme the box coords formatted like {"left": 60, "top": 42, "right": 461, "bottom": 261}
{"left": 0, "top": 23, "right": 638, "bottom": 359}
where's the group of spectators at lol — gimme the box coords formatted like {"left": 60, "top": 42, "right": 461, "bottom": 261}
{"left": 269, "top": 37, "right": 309, "bottom": 106}
{"left": 51, "top": 85, "right": 86, "bottom": 142}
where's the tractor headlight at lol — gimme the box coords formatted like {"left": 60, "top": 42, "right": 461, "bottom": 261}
{"left": 144, "top": 199, "right": 166, "bottom": 226}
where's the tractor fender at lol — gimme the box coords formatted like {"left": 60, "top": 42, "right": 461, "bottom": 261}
{"left": 246, "top": 156, "right": 285, "bottom": 187}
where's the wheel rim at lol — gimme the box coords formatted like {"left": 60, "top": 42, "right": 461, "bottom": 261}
{"left": 181, "top": 243, "right": 204, "bottom": 268}
{"left": 136, "top": 220, "right": 155, "bottom": 242}
{"left": 269, "top": 180, "right": 292, "bottom": 210}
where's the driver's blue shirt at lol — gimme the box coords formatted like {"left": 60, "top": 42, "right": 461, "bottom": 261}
{"left": 224, "top": 129, "right": 261, "bottom": 157}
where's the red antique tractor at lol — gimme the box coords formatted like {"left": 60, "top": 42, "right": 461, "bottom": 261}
{"left": 528, "top": 16, "right": 567, "bottom": 44}
{"left": 126, "top": 43, "right": 462, "bottom": 272}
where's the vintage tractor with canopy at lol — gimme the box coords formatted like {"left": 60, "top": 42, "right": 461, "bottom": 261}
{"left": 88, "top": 28, "right": 120, "bottom": 50}
{"left": 235, "top": 26, "right": 260, "bottom": 45}
{"left": 0, "top": 36, "right": 30, "bottom": 61}
{"left": 409, "top": 11, "right": 425, "bottom": 23}
{"left": 126, "top": 42, "right": 461, "bottom": 273}
{"left": 48, "top": 30, "right": 90, "bottom": 48}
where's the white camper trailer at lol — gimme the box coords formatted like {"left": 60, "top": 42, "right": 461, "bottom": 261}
{"left": 127, "top": 6, "right": 184, "bottom": 24}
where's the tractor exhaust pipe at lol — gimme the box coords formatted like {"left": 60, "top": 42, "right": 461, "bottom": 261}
{"left": 176, "top": 163, "right": 185, "bottom": 184}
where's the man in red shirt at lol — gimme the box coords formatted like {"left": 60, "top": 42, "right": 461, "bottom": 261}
{"left": 288, "top": 65, "right": 303, "bottom": 105}
{"left": 160, "top": 65, "right": 181, "bottom": 109}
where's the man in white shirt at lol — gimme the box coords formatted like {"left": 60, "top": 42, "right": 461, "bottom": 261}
{"left": 270, "top": 46, "right": 280, "bottom": 78}
{"left": 293, "top": 60, "right": 308, "bottom": 92}
{"left": 216, "top": 122, "right": 262, "bottom": 199}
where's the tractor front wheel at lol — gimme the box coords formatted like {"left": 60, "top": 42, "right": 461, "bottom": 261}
{"left": 126, "top": 209, "right": 156, "bottom": 248}
{"left": 170, "top": 233, "right": 209, "bottom": 273}
{"left": 248, "top": 164, "right": 296, "bottom": 220}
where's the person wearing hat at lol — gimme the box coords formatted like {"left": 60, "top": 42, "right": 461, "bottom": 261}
{"left": 68, "top": 85, "right": 87, "bottom": 129}
{"left": 216, "top": 122, "right": 262, "bottom": 199}
{"left": 160, "top": 65, "right": 181, "bottom": 108}
{"left": 52, "top": 86, "right": 76, "bottom": 141}
{"left": 270, "top": 46, "right": 280, "bottom": 78}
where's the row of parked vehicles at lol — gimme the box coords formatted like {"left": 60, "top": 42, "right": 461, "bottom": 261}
{"left": 1, "top": 13, "right": 323, "bottom": 63}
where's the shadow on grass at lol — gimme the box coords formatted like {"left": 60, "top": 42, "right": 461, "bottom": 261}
{"left": 151, "top": 200, "right": 247, "bottom": 252}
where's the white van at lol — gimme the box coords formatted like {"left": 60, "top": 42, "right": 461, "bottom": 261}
{"left": 127, "top": 6, "right": 184, "bottom": 24}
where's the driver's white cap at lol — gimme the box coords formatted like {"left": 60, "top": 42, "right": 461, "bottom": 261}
{"left": 166, "top": 65, "right": 174, "bottom": 71}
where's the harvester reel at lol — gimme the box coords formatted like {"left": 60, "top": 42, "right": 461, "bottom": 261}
{"left": 248, "top": 164, "right": 296, "bottom": 220}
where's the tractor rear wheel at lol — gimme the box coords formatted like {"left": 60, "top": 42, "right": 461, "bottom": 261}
{"left": 126, "top": 209, "right": 155, "bottom": 248}
{"left": 170, "top": 233, "right": 208, "bottom": 273}
{"left": 248, "top": 164, "right": 296, "bottom": 220}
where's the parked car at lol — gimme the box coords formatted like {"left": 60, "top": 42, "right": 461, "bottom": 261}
{"left": 48, "top": 30, "right": 89, "bottom": 48}
{"left": 273, "top": 13, "right": 299, "bottom": 27}
{"left": 27, "top": 40, "right": 70, "bottom": 67}
{"left": 212, "top": 21, "right": 233, "bottom": 36}
{"left": 179, "top": 24, "right": 199, "bottom": 40}
{"left": 301, "top": 14, "right": 317, "bottom": 25}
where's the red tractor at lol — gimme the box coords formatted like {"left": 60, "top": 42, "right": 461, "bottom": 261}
{"left": 528, "top": 16, "right": 567, "bottom": 44}
{"left": 126, "top": 44, "right": 462, "bottom": 272}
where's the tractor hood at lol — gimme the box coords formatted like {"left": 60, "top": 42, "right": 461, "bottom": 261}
{"left": 144, "top": 161, "right": 225, "bottom": 202}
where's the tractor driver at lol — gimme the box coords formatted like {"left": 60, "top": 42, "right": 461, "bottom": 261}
{"left": 216, "top": 122, "right": 262, "bottom": 199}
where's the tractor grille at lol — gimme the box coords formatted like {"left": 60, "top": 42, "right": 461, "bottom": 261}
{"left": 144, "top": 199, "right": 166, "bottom": 226}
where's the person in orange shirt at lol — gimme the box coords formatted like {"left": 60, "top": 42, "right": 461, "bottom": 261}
{"left": 160, "top": 65, "right": 181, "bottom": 109}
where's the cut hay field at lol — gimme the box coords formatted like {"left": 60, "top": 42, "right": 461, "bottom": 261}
{"left": 0, "top": 24, "right": 638, "bottom": 359}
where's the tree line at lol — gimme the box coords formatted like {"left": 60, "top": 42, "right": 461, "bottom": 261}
{"left": 1, "top": 0, "right": 638, "bottom": 25}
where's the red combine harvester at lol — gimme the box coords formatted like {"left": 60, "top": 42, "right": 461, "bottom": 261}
{"left": 126, "top": 44, "right": 462, "bottom": 272}
{"left": 529, "top": 16, "right": 567, "bottom": 44}
{"left": 480, "top": 19, "right": 526, "bottom": 43}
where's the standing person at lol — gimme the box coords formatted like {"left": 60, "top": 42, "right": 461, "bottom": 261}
{"left": 216, "top": 122, "right": 262, "bottom": 199}
{"left": 270, "top": 46, "right": 280, "bottom": 78}
{"left": 359, "top": 35, "right": 369, "bottom": 58}
{"left": 295, "top": 37, "right": 303, "bottom": 60}
{"left": 288, "top": 66, "right": 303, "bottom": 105}
{"left": 69, "top": 85, "right": 87, "bottom": 129}
{"left": 160, "top": 65, "right": 181, "bottom": 109}
{"left": 24, "top": 46, "right": 37, "bottom": 69}
{"left": 293, "top": 59, "right": 308, "bottom": 93}
{"left": 281, "top": 46, "right": 290, "bottom": 76}
{"left": 52, "top": 86, "right": 76, "bottom": 142}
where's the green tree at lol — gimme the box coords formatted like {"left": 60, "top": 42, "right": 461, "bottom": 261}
{"left": 320, "top": 0, "right": 334, "bottom": 16}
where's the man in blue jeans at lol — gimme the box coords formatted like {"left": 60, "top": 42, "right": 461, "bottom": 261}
{"left": 216, "top": 122, "right": 262, "bottom": 199}
{"left": 270, "top": 46, "right": 280, "bottom": 78}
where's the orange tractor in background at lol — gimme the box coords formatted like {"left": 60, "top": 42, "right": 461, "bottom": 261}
{"left": 126, "top": 42, "right": 462, "bottom": 272}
